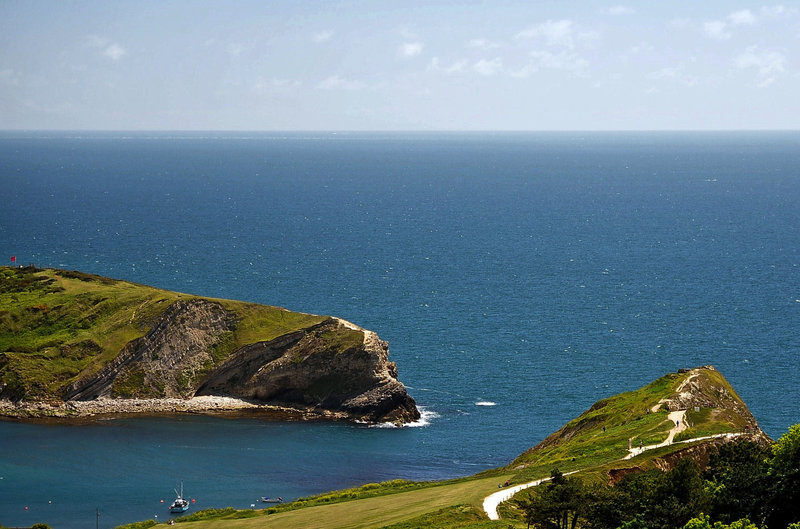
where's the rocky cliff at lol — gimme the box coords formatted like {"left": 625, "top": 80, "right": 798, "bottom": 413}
{"left": 0, "top": 267, "right": 420, "bottom": 425}
{"left": 194, "top": 317, "right": 419, "bottom": 424}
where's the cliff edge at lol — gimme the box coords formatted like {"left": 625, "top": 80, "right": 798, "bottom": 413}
{"left": 0, "top": 267, "right": 419, "bottom": 425}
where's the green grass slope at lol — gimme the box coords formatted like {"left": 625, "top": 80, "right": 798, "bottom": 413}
{"left": 114, "top": 367, "right": 762, "bottom": 529}
{"left": 506, "top": 367, "right": 762, "bottom": 484}
{"left": 0, "top": 266, "right": 326, "bottom": 401}
{"left": 510, "top": 372, "right": 678, "bottom": 472}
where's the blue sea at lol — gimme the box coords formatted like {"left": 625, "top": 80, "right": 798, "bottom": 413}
{"left": 1, "top": 131, "right": 798, "bottom": 528}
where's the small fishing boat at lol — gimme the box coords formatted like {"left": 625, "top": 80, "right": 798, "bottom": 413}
{"left": 170, "top": 482, "right": 190, "bottom": 513}
{"left": 260, "top": 496, "right": 283, "bottom": 503}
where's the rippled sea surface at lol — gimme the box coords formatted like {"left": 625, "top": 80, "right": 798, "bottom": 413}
{"left": 1, "top": 131, "right": 798, "bottom": 528}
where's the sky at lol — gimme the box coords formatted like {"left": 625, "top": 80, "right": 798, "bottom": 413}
{"left": 0, "top": 0, "right": 798, "bottom": 130}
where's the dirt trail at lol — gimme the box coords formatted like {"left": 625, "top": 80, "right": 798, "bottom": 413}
{"left": 624, "top": 409, "right": 687, "bottom": 459}
{"left": 485, "top": 404, "right": 743, "bottom": 520}
{"left": 483, "top": 471, "right": 578, "bottom": 521}
{"left": 650, "top": 373, "right": 698, "bottom": 412}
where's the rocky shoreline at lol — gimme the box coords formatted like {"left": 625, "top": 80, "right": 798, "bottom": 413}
{"left": 0, "top": 395, "right": 373, "bottom": 423}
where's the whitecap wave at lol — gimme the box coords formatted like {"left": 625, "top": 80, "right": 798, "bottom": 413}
{"left": 369, "top": 421, "right": 399, "bottom": 429}
{"left": 369, "top": 407, "right": 439, "bottom": 428}
{"left": 475, "top": 401, "right": 497, "bottom": 406}
{"left": 405, "top": 408, "right": 439, "bottom": 427}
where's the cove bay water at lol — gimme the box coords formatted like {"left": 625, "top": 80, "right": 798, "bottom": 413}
{"left": 1, "top": 131, "right": 799, "bottom": 528}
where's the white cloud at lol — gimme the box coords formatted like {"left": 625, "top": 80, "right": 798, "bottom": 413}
{"left": 735, "top": 46, "right": 785, "bottom": 78}
{"left": 759, "top": 5, "right": 798, "bottom": 18}
{"left": 317, "top": 75, "right": 365, "bottom": 90}
{"left": 516, "top": 19, "right": 576, "bottom": 48}
{"left": 467, "top": 38, "right": 499, "bottom": 50}
{"left": 760, "top": 5, "right": 784, "bottom": 17}
{"left": 398, "top": 42, "right": 424, "bottom": 58}
{"left": 509, "top": 65, "right": 535, "bottom": 79}
{"left": 447, "top": 60, "right": 468, "bottom": 74}
{"left": 473, "top": 57, "right": 502, "bottom": 76}
{"left": 516, "top": 19, "right": 599, "bottom": 50}
{"left": 704, "top": 20, "right": 731, "bottom": 40}
{"left": 85, "top": 35, "right": 127, "bottom": 61}
{"left": 529, "top": 50, "right": 588, "bottom": 72}
{"left": 104, "top": 43, "right": 127, "bottom": 61}
{"left": 602, "top": 5, "right": 635, "bottom": 16}
{"left": 313, "top": 30, "right": 334, "bottom": 43}
{"left": 703, "top": 7, "right": 792, "bottom": 40}
{"left": 728, "top": 9, "right": 756, "bottom": 26}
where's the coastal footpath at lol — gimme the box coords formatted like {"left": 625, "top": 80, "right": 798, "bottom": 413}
{"left": 0, "top": 267, "right": 419, "bottom": 425}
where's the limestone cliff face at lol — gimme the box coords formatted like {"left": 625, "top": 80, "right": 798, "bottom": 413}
{"left": 64, "top": 298, "right": 237, "bottom": 401}
{"left": 61, "top": 299, "right": 419, "bottom": 425}
{"left": 196, "top": 318, "right": 420, "bottom": 424}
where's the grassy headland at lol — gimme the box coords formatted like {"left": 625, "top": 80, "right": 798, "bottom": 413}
{"left": 0, "top": 266, "right": 325, "bottom": 401}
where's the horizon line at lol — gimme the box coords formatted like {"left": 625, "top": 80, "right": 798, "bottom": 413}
{"left": 1, "top": 128, "right": 799, "bottom": 134}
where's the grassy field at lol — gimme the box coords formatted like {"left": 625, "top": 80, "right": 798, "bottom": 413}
{"left": 0, "top": 266, "right": 327, "bottom": 400}
{"left": 175, "top": 476, "right": 515, "bottom": 529}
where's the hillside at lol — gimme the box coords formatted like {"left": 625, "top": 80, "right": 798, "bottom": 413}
{"left": 113, "top": 366, "right": 775, "bottom": 529}
{"left": 0, "top": 266, "right": 419, "bottom": 424}
{"left": 509, "top": 365, "right": 766, "bottom": 475}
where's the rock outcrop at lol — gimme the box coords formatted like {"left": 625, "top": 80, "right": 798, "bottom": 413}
{"left": 64, "top": 298, "right": 238, "bottom": 401}
{"left": 195, "top": 317, "right": 420, "bottom": 424}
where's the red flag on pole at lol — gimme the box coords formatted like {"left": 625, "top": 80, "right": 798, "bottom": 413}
{"left": 10, "top": 256, "right": 15, "bottom": 263}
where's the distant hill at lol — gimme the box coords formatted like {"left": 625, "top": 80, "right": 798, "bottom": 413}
{"left": 0, "top": 266, "right": 419, "bottom": 424}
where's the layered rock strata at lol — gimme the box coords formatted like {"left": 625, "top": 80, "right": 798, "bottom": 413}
{"left": 2, "top": 297, "right": 419, "bottom": 425}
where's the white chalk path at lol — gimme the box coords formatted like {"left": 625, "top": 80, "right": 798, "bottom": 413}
{"left": 484, "top": 408, "right": 745, "bottom": 520}
{"left": 624, "top": 410, "right": 687, "bottom": 459}
{"left": 483, "top": 471, "right": 578, "bottom": 521}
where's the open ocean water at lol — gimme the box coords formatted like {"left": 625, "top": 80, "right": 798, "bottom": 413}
{"left": 0, "top": 131, "right": 798, "bottom": 528}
